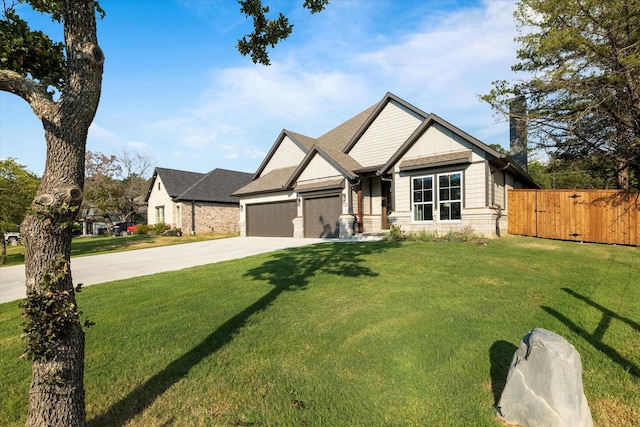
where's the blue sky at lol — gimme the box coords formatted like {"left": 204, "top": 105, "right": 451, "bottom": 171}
{"left": 0, "top": 0, "right": 520, "bottom": 176}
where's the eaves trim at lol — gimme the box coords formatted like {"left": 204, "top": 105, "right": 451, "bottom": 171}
{"left": 399, "top": 150, "right": 472, "bottom": 172}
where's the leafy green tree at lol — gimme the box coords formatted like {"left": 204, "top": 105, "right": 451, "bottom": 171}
{"left": 1, "top": 0, "right": 327, "bottom": 425}
{"left": 0, "top": 158, "right": 40, "bottom": 263}
{"left": 482, "top": 0, "right": 640, "bottom": 190}
{"left": 84, "top": 150, "right": 151, "bottom": 227}
{"left": 526, "top": 159, "right": 553, "bottom": 189}
{"left": 527, "top": 157, "right": 612, "bottom": 189}
{"left": 488, "top": 143, "right": 509, "bottom": 155}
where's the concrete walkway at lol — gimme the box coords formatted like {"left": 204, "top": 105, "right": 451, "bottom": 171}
{"left": 0, "top": 237, "right": 325, "bottom": 304}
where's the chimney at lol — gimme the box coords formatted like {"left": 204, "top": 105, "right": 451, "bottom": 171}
{"left": 509, "top": 96, "right": 528, "bottom": 171}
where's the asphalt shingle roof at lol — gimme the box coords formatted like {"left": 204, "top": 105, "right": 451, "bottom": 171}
{"left": 234, "top": 103, "right": 379, "bottom": 196}
{"left": 153, "top": 167, "right": 205, "bottom": 198}
{"left": 177, "top": 168, "right": 253, "bottom": 203}
{"left": 148, "top": 167, "right": 253, "bottom": 204}
{"left": 232, "top": 166, "right": 298, "bottom": 196}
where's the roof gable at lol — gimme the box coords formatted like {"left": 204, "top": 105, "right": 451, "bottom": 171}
{"left": 343, "top": 93, "right": 428, "bottom": 155}
{"left": 380, "top": 114, "right": 503, "bottom": 174}
{"left": 285, "top": 147, "right": 356, "bottom": 189}
{"left": 379, "top": 113, "right": 539, "bottom": 187}
{"left": 346, "top": 97, "right": 426, "bottom": 168}
{"left": 253, "top": 130, "right": 313, "bottom": 179}
{"left": 146, "top": 167, "right": 205, "bottom": 201}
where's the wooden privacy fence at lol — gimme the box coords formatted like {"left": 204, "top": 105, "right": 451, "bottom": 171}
{"left": 508, "top": 189, "right": 640, "bottom": 246}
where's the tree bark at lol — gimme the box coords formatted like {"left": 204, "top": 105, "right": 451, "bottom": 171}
{"left": 18, "top": 1, "right": 103, "bottom": 425}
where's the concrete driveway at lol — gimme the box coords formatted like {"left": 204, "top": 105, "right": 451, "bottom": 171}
{"left": 0, "top": 237, "right": 325, "bottom": 304}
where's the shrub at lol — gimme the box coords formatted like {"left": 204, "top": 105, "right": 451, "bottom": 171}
{"left": 454, "top": 226, "right": 478, "bottom": 243}
{"left": 387, "top": 225, "right": 485, "bottom": 244}
{"left": 385, "top": 224, "right": 406, "bottom": 241}
{"left": 151, "top": 223, "right": 170, "bottom": 235}
{"left": 134, "top": 224, "right": 151, "bottom": 235}
{"left": 406, "top": 230, "right": 438, "bottom": 242}
{"left": 162, "top": 227, "right": 183, "bottom": 237}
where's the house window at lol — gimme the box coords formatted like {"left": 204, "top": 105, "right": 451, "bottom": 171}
{"left": 438, "top": 172, "right": 462, "bottom": 221}
{"left": 156, "top": 206, "right": 165, "bottom": 223}
{"left": 158, "top": 182, "right": 161, "bottom": 191}
{"left": 412, "top": 176, "right": 433, "bottom": 221}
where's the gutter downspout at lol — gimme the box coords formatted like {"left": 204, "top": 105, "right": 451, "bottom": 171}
{"left": 191, "top": 200, "right": 196, "bottom": 235}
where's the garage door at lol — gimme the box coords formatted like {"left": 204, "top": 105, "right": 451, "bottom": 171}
{"left": 304, "top": 195, "right": 341, "bottom": 238}
{"left": 246, "top": 201, "right": 296, "bottom": 237}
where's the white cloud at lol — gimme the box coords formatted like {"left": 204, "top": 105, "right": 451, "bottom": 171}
{"left": 117, "top": 0, "right": 520, "bottom": 171}
{"left": 88, "top": 123, "right": 119, "bottom": 142}
{"left": 127, "top": 141, "right": 150, "bottom": 149}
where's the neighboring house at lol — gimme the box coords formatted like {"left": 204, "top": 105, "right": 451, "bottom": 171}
{"left": 146, "top": 167, "right": 253, "bottom": 234}
{"left": 233, "top": 92, "right": 539, "bottom": 239}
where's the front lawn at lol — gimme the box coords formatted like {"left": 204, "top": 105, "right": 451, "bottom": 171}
{"left": 0, "top": 236, "right": 638, "bottom": 426}
{"left": 1, "top": 233, "right": 233, "bottom": 266}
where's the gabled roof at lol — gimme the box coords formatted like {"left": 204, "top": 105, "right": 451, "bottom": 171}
{"left": 343, "top": 92, "right": 428, "bottom": 154}
{"left": 146, "top": 167, "right": 253, "bottom": 203}
{"left": 177, "top": 168, "right": 253, "bottom": 203}
{"left": 146, "top": 167, "right": 205, "bottom": 201}
{"left": 379, "top": 113, "right": 500, "bottom": 175}
{"left": 284, "top": 146, "right": 360, "bottom": 190}
{"left": 234, "top": 92, "right": 539, "bottom": 196}
{"left": 251, "top": 130, "right": 314, "bottom": 180}
{"left": 232, "top": 166, "right": 298, "bottom": 196}
{"left": 235, "top": 100, "right": 379, "bottom": 196}
{"left": 378, "top": 113, "right": 539, "bottom": 187}
{"left": 316, "top": 103, "right": 379, "bottom": 152}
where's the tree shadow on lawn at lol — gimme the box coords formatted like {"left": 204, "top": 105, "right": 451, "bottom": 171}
{"left": 88, "top": 240, "right": 397, "bottom": 426}
{"left": 489, "top": 340, "right": 518, "bottom": 407}
{"left": 541, "top": 287, "right": 640, "bottom": 379}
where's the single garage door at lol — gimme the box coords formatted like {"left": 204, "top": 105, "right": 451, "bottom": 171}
{"left": 304, "top": 195, "right": 341, "bottom": 238}
{"left": 246, "top": 201, "right": 296, "bottom": 237}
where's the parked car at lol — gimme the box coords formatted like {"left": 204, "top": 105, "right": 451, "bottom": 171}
{"left": 3, "top": 231, "right": 21, "bottom": 245}
{"left": 111, "top": 222, "right": 137, "bottom": 236}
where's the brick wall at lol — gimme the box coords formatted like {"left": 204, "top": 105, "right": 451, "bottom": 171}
{"left": 181, "top": 202, "right": 240, "bottom": 234}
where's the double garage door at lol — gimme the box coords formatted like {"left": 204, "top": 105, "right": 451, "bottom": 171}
{"left": 245, "top": 195, "right": 341, "bottom": 238}
{"left": 246, "top": 201, "right": 296, "bottom": 237}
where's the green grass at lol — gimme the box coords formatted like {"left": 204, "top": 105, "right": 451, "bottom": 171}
{"left": 1, "top": 233, "right": 233, "bottom": 266}
{"left": 0, "top": 236, "right": 638, "bottom": 426}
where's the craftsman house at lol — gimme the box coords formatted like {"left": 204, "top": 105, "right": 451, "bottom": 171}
{"left": 146, "top": 167, "right": 252, "bottom": 234}
{"left": 233, "top": 92, "right": 539, "bottom": 239}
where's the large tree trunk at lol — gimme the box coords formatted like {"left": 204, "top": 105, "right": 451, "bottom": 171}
{"left": 19, "top": 1, "right": 103, "bottom": 425}
{"left": 22, "top": 126, "right": 88, "bottom": 426}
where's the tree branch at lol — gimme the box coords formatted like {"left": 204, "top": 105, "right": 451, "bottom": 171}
{"left": 0, "top": 69, "right": 56, "bottom": 121}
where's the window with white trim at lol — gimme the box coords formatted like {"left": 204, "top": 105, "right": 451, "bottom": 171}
{"left": 438, "top": 172, "right": 462, "bottom": 221}
{"left": 155, "top": 206, "right": 165, "bottom": 223}
{"left": 412, "top": 172, "right": 463, "bottom": 222}
{"left": 412, "top": 176, "right": 433, "bottom": 221}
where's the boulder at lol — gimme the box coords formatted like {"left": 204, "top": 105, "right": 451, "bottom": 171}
{"left": 496, "top": 328, "right": 593, "bottom": 427}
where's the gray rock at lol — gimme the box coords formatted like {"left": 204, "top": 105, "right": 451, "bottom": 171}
{"left": 496, "top": 328, "right": 593, "bottom": 427}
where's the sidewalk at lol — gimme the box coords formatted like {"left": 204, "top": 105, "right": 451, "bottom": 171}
{"left": 0, "top": 237, "right": 324, "bottom": 304}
